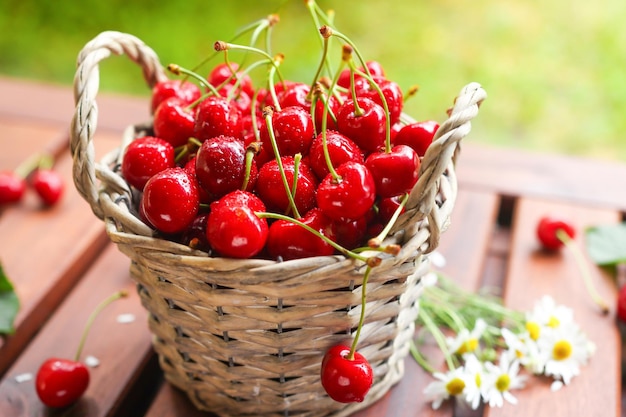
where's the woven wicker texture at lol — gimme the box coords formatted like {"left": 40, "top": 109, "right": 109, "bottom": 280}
{"left": 70, "top": 30, "right": 486, "bottom": 417}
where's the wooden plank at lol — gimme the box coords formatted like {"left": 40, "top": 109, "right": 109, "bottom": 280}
{"left": 143, "top": 188, "right": 502, "bottom": 417}
{"left": 456, "top": 143, "right": 626, "bottom": 211}
{"left": 0, "top": 131, "right": 120, "bottom": 374}
{"left": 486, "top": 197, "right": 621, "bottom": 417}
{"left": 0, "top": 120, "right": 67, "bottom": 172}
{"left": 0, "top": 244, "right": 154, "bottom": 417}
{"left": 0, "top": 77, "right": 150, "bottom": 132}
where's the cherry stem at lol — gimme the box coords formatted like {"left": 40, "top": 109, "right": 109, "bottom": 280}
{"left": 404, "top": 85, "right": 420, "bottom": 103}
{"left": 74, "top": 290, "right": 128, "bottom": 362}
{"left": 351, "top": 67, "right": 392, "bottom": 153}
{"left": 262, "top": 107, "right": 300, "bottom": 219}
{"left": 306, "top": 30, "right": 331, "bottom": 101}
{"left": 409, "top": 340, "right": 436, "bottom": 374}
{"left": 255, "top": 211, "right": 370, "bottom": 263}
{"left": 14, "top": 153, "right": 54, "bottom": 179}
{"left": 556, "top": 229, "right": 610, "bottom": 315}
{"left": 368, "top": 193, "right": 409, "bottom": 248}
{"left": 286, "top": 154, "right": 302, "bottom": 217}
{"left": 348, "top": 265, "right": 371, "bottom": 360}
{"left": 167, "top": 64, "right": 217, "bottom": 96}
{"left": 266, "top": 54, "right": 285, "bottom": 112}
{"left": 241, "top": 143, "right": 259, "bottom": 192}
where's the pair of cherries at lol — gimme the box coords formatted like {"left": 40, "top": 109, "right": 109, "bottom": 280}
{"left": 0, "top": 154, "right": 64, "bottom": 207}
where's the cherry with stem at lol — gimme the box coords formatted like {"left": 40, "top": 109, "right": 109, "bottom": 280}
{"left": 35, "top": 290, "right": 128, "bottom": 408}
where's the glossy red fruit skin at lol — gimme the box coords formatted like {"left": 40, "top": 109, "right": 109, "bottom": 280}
{"left": 153, "top": 96, "right": 196, "bottom": 148}
{"left": 365, "top": 145, "right": 420, "bottom": 198}
{"left": 122, "top": 136, "right": 175, "bottom": 190}
{"left": 320, "top": 345, "right": 373, "bottom": 403}
{"left": 206, "top": 190, "right": 268, "bottom": 258}
{"left": 337, "top": 60, "right": 386, "bottom": 89}
{"left": 0, "top": 171, "right": 26, "bottom": 204}
{"left": 393, "top": 120, "right": 439, "bottom": 157}
{"left": 278, "top": 82, "right": 311, "bottom": 111}
{"left": 256, "top": 157, "right": 318, "bottom": 215}
{"left": 31, "top": 169, "right": 64, "bottom": 206}
{"left": 260, "top": 106, "right": 315, "bottom": 159}
{"left": 266, "top": 207, "right": 335, "bottom": 260}
{"left": 317, "top": 162, "right": 376, "bottom": 222}
{"left": 336, "top": 97, "right": 386, "bottom": 154}
{"left": 313, "top": 94, "right": 341, "bottom": 133}
{"left": 194, "top": 96, "right": 243, "bottom": 141}
{"left": 141, "top": 167, "right": 200, "bottom": 234}
{"left": 195, "top": 135, "right": 258, "bottom": 198}
{"left": 150, "top": 79, "right": 201, "bottom": 114}
{"left": 207, "top": 62, "right": 255, "bottom": 98}
{"left": 357, "top": 76, "right": 404, "bottom": 124}
{"left": 617, "top": 284, "right": 626, "bottom": 322}
{"left": 377, "top": 195, "right": 406, "bottom": 225}
{"left": 35, "top": 358, "right": 90, "bottom": 408}
{"left": 308, "top": 130, "right": 364, "bottom": 181}
{"left": 536, "top": 216, "right": 576, "bottom": 250}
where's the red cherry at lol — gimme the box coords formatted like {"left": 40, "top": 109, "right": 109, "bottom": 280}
{"left": 195, "top": 135, "right": 258, "bottom": 198}
{"left": 317, "top": 162, "right": 376, "bottom": 222}
{"left": 181, "top": 212, "right": 212, "bottom": 252}
{"left": 357, "top": 76, "right": 404, "bottom": 124}
{"left": 330, "top": 215, "right": 368, "bottom": 250}
{"left": 617, "top": 284, "right": 626, "bottom": 322}
{"left": 308, "top": 130, "right": 364, "bottom": 180}
{"left": 150, "top": 79, "right": 201, "bottom": 114}
{"left": 536, "top": 216, "right": 576, "bottom": 250}
{"left": 336, "top": 97, "right": 386, "bottom": 154}
{"left": 31, "top": 169, "right": 64, "bottom": 206}
{"left": 277, "top": 82, "right": 311, "bottom": 111}
{"left": 0, "top": 171, "right": 26, "bottom": 205}
{"left": 260, "top": 106, "right": 315, "bottom": 159}
{"left": 121, "top": 136, "right": 176, "bottom": 190}
{"left": 141, "top": 167, "right": 200, "bottom": 234}
{"left": 194, "top": 96, "right": 244, "bottom": 141}
{"left": 320, "top": 345, "right": 373, "bottom": 403}
{"left": 313, "top": 93, "right": 341, "bottom": 133}
{"left": 153, "top": 96, "right": 196, "bottom": 148}
{"left": 206, "top": 190, "right": 268, "bottom": 258}
{"left": 337, "top": 60, "right": 386, "bottom": 89}
{"left": 377, "top": 195, "right": 406, "bottom": 225}
{"left": 35, "top": 358, "right": 90, "bottom": 408}
{"left": 266, "top": 208, "right": 336, "bottom": 260}
{"left": 365, "top": 144, "right": 420, "bottom": 198}
{"left": 255, "top": 156, "right": 318, "bottom": 216}
{"left": 393, "top": 120, "right": 439, "bottom": 157}
{"left": 207, "top": 62, "right": 254, "bottom": 98}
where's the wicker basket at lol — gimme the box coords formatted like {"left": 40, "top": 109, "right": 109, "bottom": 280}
{"left": 70, "top": 31, "right": 485, "bottom": 417}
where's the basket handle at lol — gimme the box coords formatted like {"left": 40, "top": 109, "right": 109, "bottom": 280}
{"left": 70, "top": 31, "right": 167, "bottom": 221}
{"left": 392, "top": 82, "right": 487, "bottom": 249}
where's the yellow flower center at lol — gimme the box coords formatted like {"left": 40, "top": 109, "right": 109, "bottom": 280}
{"left": 526, "top": 321, "right": 540, "bottom": 340}
{"left": 445, "top": 377, "right": 466, "bottom": 396}
{"left": 548, "top": 316, "right": 560, "bottom": 328}
{"left": 475, "top": 373, "right": 482, "bottom": 388}
{"left": 515, "top": 349, "right": 524, "bottom": 359}
{"left": 552, "top": 339, "right": 572, "bottom": 360}
{"left": 495, "top": 374, "right": 510, "bottom": 392}
{"left": 456, "top": 338, "right": 479, "bottom": 355}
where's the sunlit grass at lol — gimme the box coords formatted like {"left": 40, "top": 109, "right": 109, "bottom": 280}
{"left": 2, "top": 0, "right": 625, "bottom": 161}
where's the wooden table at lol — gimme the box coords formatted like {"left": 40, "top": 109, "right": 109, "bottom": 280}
{"left": 0, "top": 76, "right": 624, "bottom": 416}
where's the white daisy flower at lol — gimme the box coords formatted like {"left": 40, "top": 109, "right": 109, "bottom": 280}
{"left": 501, "top": 328, "right": 544, "bottom": 374}
{"left": 537, "top": 321, "right": 594, "bottom": 385}
{"left": 446, "top": 318, "right": 488, "bottom": 356}
{"left": 526, "top": 296, "right": 574, "bottom": 335}
{"left": 481, "top": 355, "right": 526, "bottom": 408}
{"left": 461, "top": 354, "right": 485, "bottom": 410}
{"left": 423, "top": 367, "right": 469, "bottom": 410}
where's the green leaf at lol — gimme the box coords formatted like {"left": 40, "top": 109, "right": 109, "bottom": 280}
{"left": 585, "top": 223, "right": 626, "bottom": 266}
{"left": 0, "top": 262, "right": 20, "bottom": 334}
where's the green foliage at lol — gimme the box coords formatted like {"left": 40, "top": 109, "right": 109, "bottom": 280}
{"left": 585, "top": 223, "right": 626, "bottom": 266}
{"left": 0, "top": 261, "right": 19, "bottom": 334}
{"left": 2, "top": 0, "right": 626, "bottom": 160}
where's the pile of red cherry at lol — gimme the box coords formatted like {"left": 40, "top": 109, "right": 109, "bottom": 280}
{"left": 119, "top": 51, "right": 442, "bottom": 404}
{"left": 125, "top": 59, "right": 439, "bottom": 262}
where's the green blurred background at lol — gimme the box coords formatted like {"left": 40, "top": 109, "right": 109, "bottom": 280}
{"left": 2, "top": 0, "right": 626, "bottom": 161}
